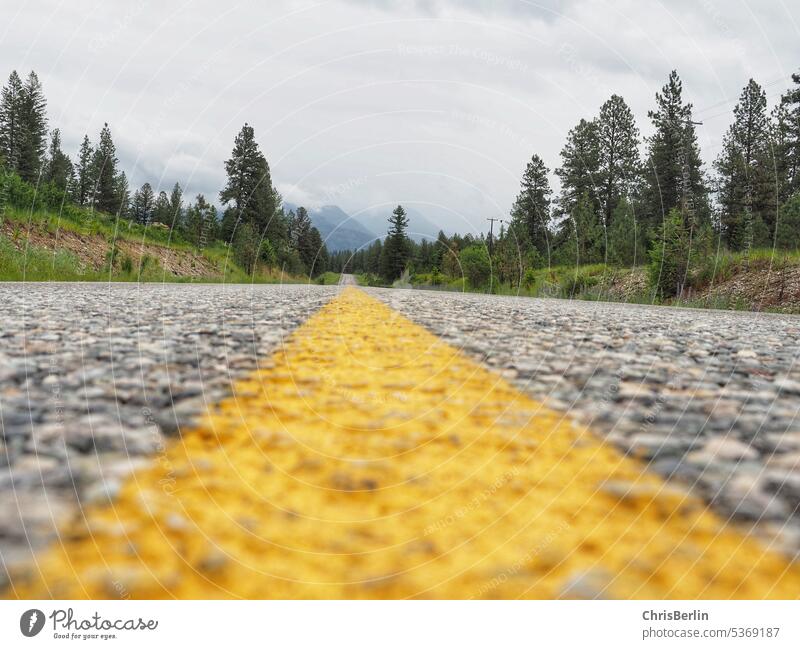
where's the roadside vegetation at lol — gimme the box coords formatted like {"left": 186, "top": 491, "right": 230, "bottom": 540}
{"left": 0, "top": 70, "right": 334, "bottom": 283}
{"left": 330, "top": 70, "right": 800, "bottom": 312}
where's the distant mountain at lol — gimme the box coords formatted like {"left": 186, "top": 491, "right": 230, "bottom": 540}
{"left": 359, "top": 206, "right": 441, "bottom": 242}
{"left": 284, "top": 203, "right": 377, "bottom": 252}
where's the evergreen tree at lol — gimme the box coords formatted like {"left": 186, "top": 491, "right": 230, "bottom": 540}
{"left": 168, "top": 183, "right": 184, "bottom": 229}
{"left": 184, "top": 194, "right": 216, "bottom": 247}
{"left": 607, "top": 197, "right": 643, "bottom": 266}
{"left": 17, "top": 71, "right": 48, "bottom": 183}
{"left": 219, "top": 123, "right": 279, "bottom": 240}
{"left": 596, "top": 94, "right": 640, "bottom": 226}
{"left": 555, "top": 118, "right": 600, "bottom": 218}
{"left": 564, "top": 192, "right": 603, "bottom": 265}
{"left": 649, "top": 208, "right": 694, "bottom": 298}
{"left": 433, "top": 230, "right": 450, "bottom": 269}
{"left": 45, "top": 128, "right": 73, "bottom": 192}
{"left": 131, "top": 182, "right": 155, "bottom": 225}
{"left": 381, "top": 205, "right": 411, "bottom": 281}
{"left": 219, "top": 207, "right": 239, "bottom": 243}
{"left": 292, "top": 206, "right": 322, "bottom": 274}
{"left": 91, "top": 123, "right": 119, "bottom": 213}
{"left": 366, "top": 239, "right": 383, "bottom": 274}
{"left": 510, "top": 154, "right": 552, "bottom": 259}
{"left": 778, "top": 70, "right": 800, "bottom": 198}
{"left": 153, "top": 190, "right": 171, "bottom": 225}
{"left": 416, "top": 238, "right": 434, "bottom": 272}
{"left": 714, "top": 79, "right": 775, "bottom": 249}
{"left": 307, "top": 226, "right": 328, "bottom": 276}
{"left": 642, "top": 71, "right": 708, "bottom": 230}
{"left": 73, "top": 135, "right": 94, "bottom": 206}
{"left": 775, "top": 193, "right": 800, "bottom": 251}
{"left": 115, "top": 171, "right": 131, "bottom": 219}
{"left": 0, "top": 71, "right": 23, "bottom": 171}
{"left": 772, "top": 101, "right": 794, "bottom": 206}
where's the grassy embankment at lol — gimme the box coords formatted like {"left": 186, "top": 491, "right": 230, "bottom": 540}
{"left": 0, "top": 205, "right": 298, "bottom": 283}
{"left": 404, "top": 249, "right": 800, "bottom": 313}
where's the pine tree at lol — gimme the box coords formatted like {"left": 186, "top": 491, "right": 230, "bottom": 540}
{"left": 73, "top": 135, "right": 94, "bottom": 206}
{"left": 643, "top": 71, "right": 708, "bottom": 230}
{"left": 775, "top": 193, "right": 800, "bottom": 250}
{"left": 219, "top": 207, "right": 239, "bottom": 243}
{"left": 381, "top": 205, "right": 411, "bottom": 281}
{"left": 0, "top": 71, "right": 23, "bottom": 171}
{"left": 292, "top": 206, "right": 318, "bottom": 274}
{"left": 565, "top": 192, "right": 603, "bottom": 265}
{"left": 17, "top": 71, "right": 48, "bottom": 183}
{"left": 596, "top": 94, "right": 640, "bottom": 227}
{"left": 607, "top": 197, "right": 643, "bottom": 266}
{"left": 153, "top": 190, "right": 171, "bottom": 225}
{"left": 714, "top": 79, "right": 775, "bottom": 249}
{"left": 45, "top": 128, "right": 73, "bottom": 192}
{"left": 772, "top": 101, "right": 794, "bottom": 206}
{"left": 433, "top": 230, "right": 450, "bottom": 269}
{"left": 778, "top": 70, "right": 800, "bottom": 198}
{"left": 91, "top": 123, "right": 120, "bottom": 213}
{"left": 307, "top": 226, "right": 327, "bottom": 277}
{"left": 184, "top": 194, "right": 215, "bottom": 246}
{"left": 131, "top": 182, "right": 155, "bottom": 225}
{"left": 555, "top": 118, "right": 600, "bottom": 218}
{"left": 648, "top": 208, "right": 695, "bottom": 298}
{"left": 115, "top": 171, "right": 131, "bottom": 219}
{"left": 510, "top": 154, "right": 552, "bottom": 259}
{"left": 219, "top": 123, "right": 279, "bottom": 240}
{"left": 168, "top": 183, "right": 183, "bottom": 229}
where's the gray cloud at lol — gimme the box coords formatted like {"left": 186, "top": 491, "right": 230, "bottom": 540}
{"left": 1, "top": 0, "right": 798, "bottom": 232}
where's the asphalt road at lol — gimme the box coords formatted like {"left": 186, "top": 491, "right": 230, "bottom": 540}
{"left": 0, "top": 282, "right": 337, "bottom": 577}
{"left": 2, "top": 281, "right": 800, "bottom": 590}
{"left": 372, "top": 287, "right": 800, "bottom": 555}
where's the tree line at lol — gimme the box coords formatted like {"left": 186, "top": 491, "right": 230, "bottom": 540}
{"left": 335, "top": 70, "right": 800, "bottom": 297}
{"left": 0, "top": 70, "right": 330, "bottom": 279}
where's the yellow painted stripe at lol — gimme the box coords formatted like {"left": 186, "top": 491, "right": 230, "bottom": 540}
{"left": 6, "top": 287, "right": 799, "bottom": 598}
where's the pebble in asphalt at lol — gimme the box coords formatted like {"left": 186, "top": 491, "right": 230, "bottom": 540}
{"left": 0, "top": 282, "right": 337, "bottom": 580}
{"left": 369, "top": 287, "right": 800, "bottom": 557}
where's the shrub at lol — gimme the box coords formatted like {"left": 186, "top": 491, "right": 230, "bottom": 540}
{"left": 522, "top": 268, "right": 537, "bottom": 291}
{"left": 459, "top": 244, "right": 491, "bottom": 289}
{"left": 120, "top": 255, "right": 133, "bottom": 274}
{"left": 233, "top": 222, "right": 260, "bottom": 274}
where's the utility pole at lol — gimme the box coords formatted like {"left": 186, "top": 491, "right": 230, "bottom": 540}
{"left": 486, "top": 218, "right": 503, "bottom": 257}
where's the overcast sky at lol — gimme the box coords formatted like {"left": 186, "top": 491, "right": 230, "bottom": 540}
{"left": 2, "top": 0, "right": 798, "bottom": 234}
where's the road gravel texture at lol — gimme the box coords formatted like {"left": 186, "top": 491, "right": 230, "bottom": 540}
{"left": 2, "top": 280, "right": 800, "bottom": 589}
{"left": 370, "top": 287, "right": 800, "bottom": 556}
{"left": 0, "top": 282, "right": 337, "bottom": 581}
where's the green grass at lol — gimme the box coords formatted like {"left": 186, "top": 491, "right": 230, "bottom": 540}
{"left": 316, "top": 271, "right": 341, "bottom": 285}
{"left": 0, "top": 229, "right": 306, "bottom": 284}
{"left": 0, "top": 234, "right": 100, "bottom": 281}
{"left": 356, "top": 272, "right": 387, "bottom": 287}
{"left": 403, "top": 247, "right": 800, "bottom": 313}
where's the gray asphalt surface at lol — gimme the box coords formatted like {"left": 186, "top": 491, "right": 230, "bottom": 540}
{"left": 2, "top": 280, "right": 800, "bottom": 586}
{"left": 0, "top": 282, "right": 337, "bottom": 580}
{"left": 370, "top": 287, "right": 800, "bottom": 556}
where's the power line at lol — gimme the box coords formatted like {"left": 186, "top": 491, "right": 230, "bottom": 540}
{"left": 693, "top": 75, "right": 791, "bottom": 116}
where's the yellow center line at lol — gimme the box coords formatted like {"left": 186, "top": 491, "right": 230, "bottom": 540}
{"left": 6, "top": 287, "right": 800, "bottom": 598}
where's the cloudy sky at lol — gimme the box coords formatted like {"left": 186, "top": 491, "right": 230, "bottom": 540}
{"left": 2, "top": 0, "right": 798, "bottom": 234}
